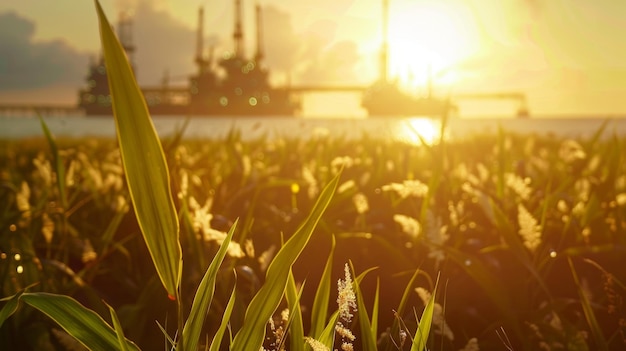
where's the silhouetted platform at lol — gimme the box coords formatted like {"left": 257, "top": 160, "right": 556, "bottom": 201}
{"left": 0, "top": 104, "right": 84, "bottom": 117}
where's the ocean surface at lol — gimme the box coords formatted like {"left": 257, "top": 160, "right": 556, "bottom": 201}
{"left": 2, "top": 115, "right": 626, "bottom": 144}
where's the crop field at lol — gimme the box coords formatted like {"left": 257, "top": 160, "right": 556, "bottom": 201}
{"left": 1, "top": 121, "right": 626, "bottom": 350}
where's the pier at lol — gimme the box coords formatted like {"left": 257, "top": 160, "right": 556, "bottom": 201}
{"left": 0, "top": 104, "right": 84, "bottom": 117}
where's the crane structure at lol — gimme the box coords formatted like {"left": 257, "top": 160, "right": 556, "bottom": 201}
{"left": 453, "top": 92, "right": 529, "bottom": 118}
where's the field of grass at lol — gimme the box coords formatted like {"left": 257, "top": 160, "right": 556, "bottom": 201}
{"left": 2, "top": 118, "right": 626, "bottom": 350}
{"left": 2, "top": 1, "right": 626, "bottom": 350}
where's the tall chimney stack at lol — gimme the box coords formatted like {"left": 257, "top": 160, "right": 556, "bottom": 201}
{"left": 195, "top": 7, "right": 208, "bottom": 73}
{"left": 379, "top": 0, "right": 389, "bottom": 83}
{"left": 254, "top": 4, "right": 264, "bottom": 62}
{"left": 233, "top": 0, "right": 244, "bottom": 58}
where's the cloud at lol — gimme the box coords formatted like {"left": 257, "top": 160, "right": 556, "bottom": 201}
{"left": 296, "top": 40, "right": 361, "bottom": 84}
{"left": 259, "top": 5, "right": 302, "bottom": 74}
{"left": 0, "top": 1, "right": 365, "bottom": 95}
{"left": 127, "top": 2, "right": 362, "bottom": 87}
{"left": 130, "top": 2, "right": 198, "bottom": 86}
{"left": 0, "top": 11, "right": 89, "bottom": 91}
{"left": 259, "top": 5, "right": 361, "bottom": 85}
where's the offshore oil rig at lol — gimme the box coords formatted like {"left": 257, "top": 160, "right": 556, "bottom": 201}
{"left": 0, "top": 0, "right": 529, "bottom": 118}
{"left": 78, "top": 0, "right": 301, "bottom": 116}
{"left": 361, "top": 0, "right": 454, "bottom": 117}
{"left": 361, "top": 0, "right": 528, "bottom": 118}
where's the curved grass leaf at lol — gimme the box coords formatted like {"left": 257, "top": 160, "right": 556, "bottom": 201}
{"left": 0, "top": 289, "right": 25, "bottom": 327}
{"left": 21, "top": 292, "right": 140, "bottom": 351}
{"left": 310, "top": 235, "right": 336, "bottom": 339}
{"left": 182, "top": 220, "right": 238, "bottom": 351}
{"left": 349, "top": 263, "right": 378, "bottom": 351}
{"left": 39, "top": 116, "right": 68, "bottom": 211}
{"left": 94, "top": 0, "right": 181, "bottom": 298}
{"left": 411, "top": 276, "right": 439, "bottom": 351}
{"left": 384, "top": 267, "right": 429, "bottom": 351}
{"left": 318, "top": 310, "right": 339, "bottom": 348}
{"left": 371, "top": 278, "right": 380, "bottom": 341}
{"left": 230, "top": 171, "right": 340, "bottom": 351}
{"left": 316, "top": 266, "right": 376, "bottom": 350}
{"left": 286, "top": 270, "right": 305, "bottom": 351}
{"left": 209, "top": 275, "right": 237, "bottom": 351}
{"left": 106, "top": 302, "right": 130, "bottom": 351}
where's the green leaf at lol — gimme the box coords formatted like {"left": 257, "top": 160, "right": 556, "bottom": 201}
{"left": 182, "top": 220, "right": 238, "bottom": 351}
{"left": 371, "top": 278, "right": 380, "bottom": 340}
{"left": 310, "top": 235, "right": 336, "bottom": 338}
{"left": 21, "top": 293, "right": 140, "bottom": 351}
{"left": 94, "top": 0, "right": 181, "bottom": 298}
{"left": 209, "top": 273, "right": 237, "bottom": 351}
{"left": 230, "top": 171, "right": 341, "bottom": 351}
{"left": 384, "top": 267, "right": 428, "bottom": 351}
{"left": 106, "top": 302, "right": 130, "bottom": 351}
{"left": 0, "top": 289, "right": 25, "bottom": 327}
{"left": 318, "top": 310, "right": 339, "bottom": 349}
{"left": 316, "top": 266, "right": 375, "bottom": 350}
{"left": 39, "top": 116, "right": 68, "bottom": 211}
{"left": 349, "top": 262, "right": 377, "bottom": 351}
{"left": 286, "top": 270, "right": 305, "bottom": 351}
{"left": 411, "top": 276, "right": 439, "bottom": 351}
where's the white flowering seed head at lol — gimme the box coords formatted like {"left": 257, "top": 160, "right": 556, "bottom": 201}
{"left": 394, "top": 214, "right": 421, "bottom": 239}
{"left": 337, "top": 263, "right": 357, "bottom": 323}
{"left": 517, "top": 203, "right": 542, "bottom": 252}
{"left": 304, "top": 337, "right": 330, "bottom": 351}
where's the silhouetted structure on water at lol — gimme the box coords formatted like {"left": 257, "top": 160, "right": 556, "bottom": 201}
{"left": 78, "top": 0, "right": 299, "bottom": 116}
{"left": 360, "top": 0, "right": 456, "bottom": 118}
{"left": 76, "top": 0, "right": 529, "bottom": 118}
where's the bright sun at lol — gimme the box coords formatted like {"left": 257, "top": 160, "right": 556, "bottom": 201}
{"left": 383, "top": 0, "right": 479, "bottom": 92}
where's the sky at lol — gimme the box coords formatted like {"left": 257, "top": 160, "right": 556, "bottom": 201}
{"left": 1, "top": 0, "right": 626, "bottom": 117}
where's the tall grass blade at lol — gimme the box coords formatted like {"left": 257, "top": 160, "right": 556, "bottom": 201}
{"left": 182, "top": 220, "right": 238, "bottom": 351}
{"left": 106, "top": 302, "right": 130, "bottom": 351}
{"left": 209, "top": 273, "right": 237, "bottom": 351}
{"left": 310, "top": 235, "right": 336, "bottom": 338}
{"left": 20, "top": 292, "right": 140, "bottom": 351}
{"left": 231, "top": 172, "right": 341, "bottom": 351}
{"left": 155, "top": 320, "right": 176, "bottom": 349}
{"left": 384, "top": 268, "right": 428, "bottom": 351}
{"left": 568, "top": 257, "right": 608, "bottom": 350}
{"left": 371, "top": 278, "right": 380, "bottom": 339}
{"left": 94, "top": 0, "right": 181, "bottom": 298}
{"left": 349, "top": 262, "right": 378, "bottom": 351}
{"left": 39, "top": 116, "right": 68, "bottom": 211}
{"left": 315, "top": 268, "right": 375, "bottom": 350}
{"left": 318, "top": 310, "right": 339, "bottom": 348}
{"left": 180, "top": 199, "right": 207, "bottom": 271}
{"left": 0, "top": 289, "right": 25, "bottom": 326}
{"left": 286, "top": 270, "right": 305, "bottom": 351}
{"left": 411, "top": 276, "right": 439, "bottom": 351}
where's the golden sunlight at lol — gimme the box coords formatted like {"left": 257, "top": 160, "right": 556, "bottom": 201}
{"left": 385, "top": 0, "right": 479, "bottom": 91}
{"left": 392, "top": 118, "right": 442, "bottom": 145}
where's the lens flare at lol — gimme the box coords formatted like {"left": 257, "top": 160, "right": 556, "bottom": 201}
{"left": 392, "top": 118, "right": 442, "bottom": 145}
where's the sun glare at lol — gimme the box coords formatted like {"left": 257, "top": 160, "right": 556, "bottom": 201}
{"left": 384, "top": 0, "right": 479, "bottom": 91}
{"left": 393, "top": 118, "right": 442, "bottom": 145}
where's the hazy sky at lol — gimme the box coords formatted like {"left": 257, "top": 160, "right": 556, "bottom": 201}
{"left": 1, "top": 0, "right": 626, "bottom": 116}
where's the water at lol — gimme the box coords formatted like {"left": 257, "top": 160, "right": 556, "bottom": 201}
{"left": 2, "top": 115, "right": 626, "bottom": 143}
